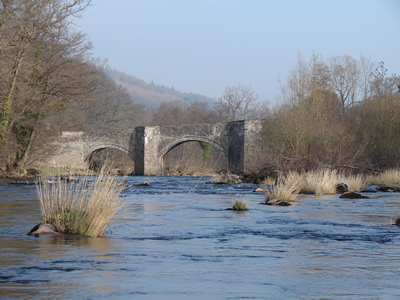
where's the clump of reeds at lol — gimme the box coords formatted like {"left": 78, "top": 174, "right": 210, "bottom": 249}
{"left": 36, "top": 170, "right": 126, "bottom": 237}
{"left": 265, "top": 171, "right": 303, "bottom": 202}
{"left": 337, "top": 173, "right": 367, "bottom": 192}
{"left": 300, "top": 169, "right": 338, "bottom": 195}
{"left": 232, "top": 199, "right": 249, "bottom": 211}
{"left": 374, "top": 169, "right": 400, "bottom": 186}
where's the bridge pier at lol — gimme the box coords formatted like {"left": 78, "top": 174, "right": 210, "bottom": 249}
{"left": 133, "top": 126, "right": 163, "bottom": 176}
{"left": 227, "top": 120, "right": 264, "bottom": 174}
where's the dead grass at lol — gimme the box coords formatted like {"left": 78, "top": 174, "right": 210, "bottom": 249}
{"left": 373, "top": 169, "right": 400, "bottom": 186}
{"left": 36, "top": 170, "right": 126, "bottom": 237}
{"left": 337, "top": 173, "right": 367, "bottom": 192}
{"left": 265, "top": 171, "right": 303, "bottom": 202}
{"left": 300, "top": 169, "right": 337, "bottom": 195}
{"left": 299, "top": 169, "right": 367, "bottom": 194}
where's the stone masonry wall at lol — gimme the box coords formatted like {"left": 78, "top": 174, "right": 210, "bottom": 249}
{"left": 31, "top": 120, "right": 264, "bottom": 174}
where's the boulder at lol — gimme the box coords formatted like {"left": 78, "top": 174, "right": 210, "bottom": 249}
{"left": 336, "top": 183, "right": 348, "bottom": 194}
{"left": 376, "top": 186, "right": 400, "bottom": 192}
{"left": 253, "top": 187, "right": 266, "bottom": 192}
{"left": 27, "top": 223, "right": 87, "bottom": 237}
{"left": 339, "top": 191, "right": 369, "bottom": 199}
{"left": 263, "top": 199, "right": 292, "bottom": 206}
{"left": 27, "top": 223, "right": 60, "bottom": 236}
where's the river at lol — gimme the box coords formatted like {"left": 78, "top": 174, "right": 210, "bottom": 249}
{"left": 1, "top": 176, "right": 400, "bottom": 299}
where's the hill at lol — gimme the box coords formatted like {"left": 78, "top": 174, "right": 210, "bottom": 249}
{"left": 106, "top": 69, "right": 216, "bottom": 109}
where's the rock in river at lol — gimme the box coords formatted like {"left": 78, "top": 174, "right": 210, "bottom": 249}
{"left": 339, "top": 191, "right": 369, "bottom": 199}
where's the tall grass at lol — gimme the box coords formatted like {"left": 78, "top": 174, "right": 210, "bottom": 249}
{"left": 36, "top": 171, "right": 126, "bottom": 237}
{"left": 374, "top": 169, "right": 400, "bottom": 186}
{"left": 300, "top": 169, "right": 367, "bottom": 194}
{"left": 300, "top": 169, "right": 337, "bottom": 195}
{"left": 265, "top": 171, "right": 303, "bottom": 202}
{"left": 337, "top": 173, "right": 367, "bottom": 192}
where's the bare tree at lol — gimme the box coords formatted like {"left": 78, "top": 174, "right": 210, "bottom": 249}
{"left": 0, "top": 0, "right": 92, "bottom": 144}
{"left": 184, "top": 101, "right": 218, "bottom": 125}
{"left": 279, "top": 53, "right": 311, "bottom": 105}
{"left": 153, "top": 101, "right": 189, "bottom": 126}
{"left": 0, "top": 0, "right": 93, "bottom": 169}
{"left": 84, "top": 71, "right": 149, "bottom": 132}
{"left": 329, "top": 55, "right": 361, "bottom": 114}
{"left": 215, "top": 84, "right": 260, "bottom": 121}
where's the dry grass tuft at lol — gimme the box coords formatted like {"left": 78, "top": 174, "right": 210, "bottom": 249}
{"left": 373, "top": 169, "right": 400, "bottom": 186}
{"left": 265, "top": 171, "right": 303, "bottom": 202}
{"left": 300, "top": 169, "right": 338, "bottom": 195}
{"left": 337, "top": 173, "right": 367, "bottom": 192}
{"left": 36, "top": 170, "right": 126, "bottom": 237}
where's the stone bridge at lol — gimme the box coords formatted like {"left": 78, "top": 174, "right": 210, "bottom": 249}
{"left": 36, "top": 120, "right": 264, "bottom": 175}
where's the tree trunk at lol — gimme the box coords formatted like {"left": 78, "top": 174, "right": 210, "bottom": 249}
{"left": 0, "top": 42, "right": 29, "bottom": 145}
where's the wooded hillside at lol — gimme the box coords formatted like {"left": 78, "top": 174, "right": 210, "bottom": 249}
{"left": 106, "top": 69, "right": 215, "bottom": 109}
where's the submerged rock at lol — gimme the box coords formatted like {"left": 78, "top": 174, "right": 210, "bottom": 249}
{"left": 263, "top": 199, "right": 292, "bottom": 206}
{"left": 253, "top": 187, "right": 266, "bottom": 192}
{"left": 376, "top": 186, "right": 400, "bottom": 192}
{"left": 134, "top": 181, "right": 151, "bottom": 186}
{"left": 339, "top": 192, "right": 369, "bottom": 199}
{"left": 360, "top": 189, "right": 378, "bottom": 193}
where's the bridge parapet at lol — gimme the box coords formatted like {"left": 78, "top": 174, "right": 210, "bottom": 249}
{"left": 31, "top": 120, "right": 265, "bottom": 174}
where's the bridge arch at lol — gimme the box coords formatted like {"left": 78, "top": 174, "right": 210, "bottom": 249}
{"left": 84, "top": 143, "right": 132, "bottom": 164}
{"left": 158, "top": 137, "right": 229, "bottom": 172}
{"left": 159, "top": 136, "right": 228, "bottom": 160}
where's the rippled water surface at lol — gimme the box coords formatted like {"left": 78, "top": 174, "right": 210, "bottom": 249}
{"left": 1, "top": 176, "right": 400, "bottom": 299}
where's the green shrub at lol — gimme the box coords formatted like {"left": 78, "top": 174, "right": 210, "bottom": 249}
{"left": 232, "top": 200, "right": 248, "bottom": 211}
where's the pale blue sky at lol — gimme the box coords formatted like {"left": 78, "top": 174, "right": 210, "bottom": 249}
{"left": 76, "top": 0, "right": 400, "bottom": 103}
